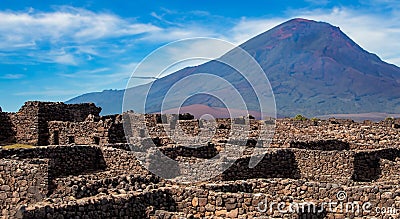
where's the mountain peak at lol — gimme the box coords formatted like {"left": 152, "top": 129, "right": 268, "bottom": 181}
{"left": 287, "top": 17, "right": 315, "bottom": 23}
{"left": 282, "top": 18, "right": 335, "bottom": 27}
{"left": 241, "top": 17, "right": 359, "bottom": 58}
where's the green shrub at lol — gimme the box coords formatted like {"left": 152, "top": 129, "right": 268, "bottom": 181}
{"left": 385, "top": 117, "right": 394, "bottom": 121}
{"left": 294, "top": 114, "right": 307, "bottom": 121}
{"left": 311, "top": 117, "right": 319, "bottom": 122}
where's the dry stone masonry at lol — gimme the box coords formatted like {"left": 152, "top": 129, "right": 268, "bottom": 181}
{"left": 1, "top": 101, "right": 400, "bottom": 218}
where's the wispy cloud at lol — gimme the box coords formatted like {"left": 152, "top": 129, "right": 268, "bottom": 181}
{"left": 304, "top": 0, "right": 330, "bottom": 6}
{"left": 58, "top": 67, "right": 110, "bottom": 78}
{"left": 14, "top": 89, "right": 81, "bottom": 97}
{"left": 1, "top": 74, "right": 24, "bottom": 79}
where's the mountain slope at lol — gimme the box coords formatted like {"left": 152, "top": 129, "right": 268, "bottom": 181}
{"left": 67, "top": 18, "right": 400, "bottom": 117}
{"left": 67, "top": 89, "right": 124, "bottom": 115}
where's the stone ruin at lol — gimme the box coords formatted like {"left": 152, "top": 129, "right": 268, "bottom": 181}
{"left": 0, "top": 101, "right": 102, "bottom": 146}
{"left": 1, "top": 101, "right": 400, "bottom": 218}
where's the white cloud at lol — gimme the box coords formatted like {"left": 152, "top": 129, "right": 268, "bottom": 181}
{"left": 0, "top": 7, "right": 161, "bottom": 65}
{"left": 53, "top": 53, "right": 77, "bottom": 65}
{"left": 0, "top": 7, "right": 160, "bottom": 45}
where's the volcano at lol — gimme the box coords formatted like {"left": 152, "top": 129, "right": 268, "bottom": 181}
{"left": 67, "top": 18, "right": 400, "bottom": 117}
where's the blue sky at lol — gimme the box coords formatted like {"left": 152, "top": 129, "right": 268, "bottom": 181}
{"left": 1, "top": 0, "right": 400, "bottom": 111}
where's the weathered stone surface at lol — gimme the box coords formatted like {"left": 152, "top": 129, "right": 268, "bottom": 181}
{"left": 191, "top": 197, "right": 198, "bottom": 207}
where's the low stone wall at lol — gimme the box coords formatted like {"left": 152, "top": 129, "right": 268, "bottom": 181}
{"left": 101, "top": 147, "right": 150, "bottom": 176}
{"left": 290, "top": 139, "right": 350, "bottom": 151}
{"left": 293, "top": 149, "right": 355, "bottom": 182}
{"left": 216, "top": 148, "right": 356, "bottom": 182}
{"left": 169, "top": 179, "right": 400, "bottom": 218}
{"left": 0, "top": 159, "right": 48, "bottom": 218}
{"left": 21, "top": 179, "right": 400, "bottom": 219}
{"left": 22, "top": 189, "right": 177, "bottom": 219}
{"left": 219, "top": 149, "right": 301, "bottom": 181}
{"left": 274, "top": 118, "right": 400, "bottom": 150}
{"left": 50, "top": 173, "right": 160, "bottom": 200}
{"left": 104, "top": 145, "right": 400, "bottom": 184}
{"left": 0, "top": 146, "right": 107, "bottom": 178}
{"left": 160, "top": 143, "right": 218, "bottom": 159}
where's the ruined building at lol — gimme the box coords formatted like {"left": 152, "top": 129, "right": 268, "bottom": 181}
{"left": 0, "top": 101, "right": 125, "bottom": 146}
{"left": 1, "top": 101, "right": 400, "bottom": 218}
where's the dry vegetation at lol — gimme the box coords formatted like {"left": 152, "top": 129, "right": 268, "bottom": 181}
{"left": 1, "top": 144, "right": 35, "bottom": 150}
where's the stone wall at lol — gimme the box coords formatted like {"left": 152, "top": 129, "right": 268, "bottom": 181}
{"left": 0, "top": 112, "right": 15, "bottom": 144}
{"left": 22, "top": 189, "right": 177, "bottom": 219}
{"left": 274, "top": 118, "right": 400, "bottom": 150}
{"left": 160, "top": 147, "right": 355, "bottom": 183}
{"left": 0, "top": 159, "right": 48, "bottom": 218}
{"left": 101, "top": 147, "right": 151, "bottom": 176}
{"left": 293, "top": 149, "right": 354, "bottom": 182}
{"left": 166, "top": 146, "right": 385, "bottom": 183}
{"left": 50, "top": 173, "right": 160, "bottom": 200}
{"left": 290, "top": 139, "right": 350, "bottom": 151}
{"left": 0, "top": 145, "right": 153, "bottom": 218}
{"left": 160, "top": 143, "right": 218, "bottom": 159}
{"left": 0, "top": 146, "right": 107, "bottom": 178}
{"left": 11, "top": 103, "right": 39, "bottom": 145}
{"left": 219, "top": 150, "right": 301, "bottom": 181}
{"left": 12, "top": 101, "right": 101, "bottom": 145}
{"left": 167, "top": 179, "right": 400, "bottom": 218}
{"left": 34, "top": 101, "right": 101, "bottom": 122}
{"left": 47, "top": 114, "right": 126, "bottom": 146}
{"left": 352, "top": 148, "right": 400, "bottom": 182}
{"left": 106, "top": 143, "right": 399, "bottom": 184}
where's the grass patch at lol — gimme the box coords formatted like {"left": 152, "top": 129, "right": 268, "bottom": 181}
{"left": 1, "top": 144, "right": 35, "bottom": 150}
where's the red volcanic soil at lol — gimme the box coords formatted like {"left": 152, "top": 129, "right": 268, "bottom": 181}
{"left": 158, "top": 104, "right": 265, "bottom": 119}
